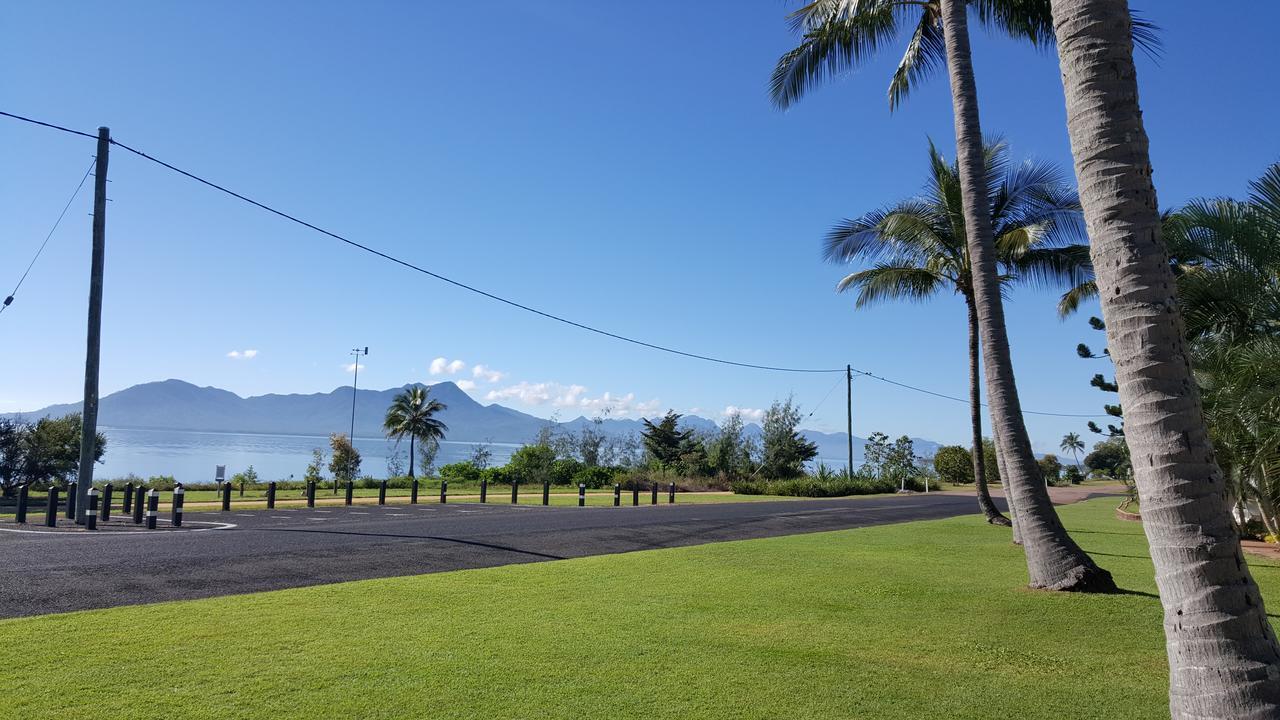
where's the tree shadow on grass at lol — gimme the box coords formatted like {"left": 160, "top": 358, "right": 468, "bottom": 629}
{"left": 1070, "top": 529, "right": 1147, "bottom": 537}
{"left": 1112, "top": 587, "right": 1160, "bottom": 600}
{"left": 1087, "top": 550, "right": 1152, "bottom": 561}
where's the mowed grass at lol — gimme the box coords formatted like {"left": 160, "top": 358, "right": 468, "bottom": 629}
{"left": 6, "top": 499, "right": 1271, "bottom": 719}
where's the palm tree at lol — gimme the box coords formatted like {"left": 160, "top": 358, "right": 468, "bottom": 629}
{"left": 775, "top": 0, "right": 1115, "bottom": 590}
{"left": 827, "top": 139, "right": 1090, "bottom": 526}
{"left": 1049, "top": 0, "right": 1280, "bottom": 713}
{"left": 383, "top": 386, "right": 448, "bottom": 480}
{"left": 1059, "top": 432, "right": 1084, "bottom": 469}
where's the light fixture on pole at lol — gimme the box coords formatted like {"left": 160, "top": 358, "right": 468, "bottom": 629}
{"left": 347, "top": 346, "right": 367, "bottom": 491}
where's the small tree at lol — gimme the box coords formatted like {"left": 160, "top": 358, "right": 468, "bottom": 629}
{"left": 13, "top": 414, "right": 106, "bottom": 490}
{"left": 707, "top": 412, "right": 751, "bottom": 479}
{"left": 329, "top": 433, "right": 361, "bottom": 484}
{"left": 507, "top": 442, "right": 556, "bottom": 485}
{"left": 416, "top": 436, "right": 441, "bottom": 478}
{"left": 469, "top": 441, "right": 493, "bottom": 470}
{"left": 1038, "top": 454, "right": 1064, "bottom": 486}
{"left": 641, "top": 411, "right": 695, "bottom": 470}
{"left": 305, "top": 448, "right": 326, "bottom": 488}
{"left": 933, "top": 445, "right": 974, "bottom": 485}
{"left": 385, "top": 450, "right": 406, "bottom": 479}
{"left": 863, "top": 432, "right": 891, "bottom": 473}
{"left": 883, "top": 436, "right": 921, "bottom": 491}
{"left": 759, "top": 398, "right": 818, "bottom": 479}
{"left": 979, "top": 438, "right": 1000, "bottom": 487}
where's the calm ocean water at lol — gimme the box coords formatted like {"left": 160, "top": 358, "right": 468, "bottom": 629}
{"left": 95, "top": 426, "right": 520, "bottom": 482}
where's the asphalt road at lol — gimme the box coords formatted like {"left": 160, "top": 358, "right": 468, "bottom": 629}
{"left": 0, "top": 493, "right": 1006, "bottom": 618}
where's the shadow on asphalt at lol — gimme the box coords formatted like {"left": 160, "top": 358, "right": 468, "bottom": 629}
{"left": 260, "top": 527, "right": 567, "bottom": 561}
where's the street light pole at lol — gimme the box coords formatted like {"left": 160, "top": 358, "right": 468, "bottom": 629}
{"left": 347, "top": 346, "right": 367, "bottom": 491}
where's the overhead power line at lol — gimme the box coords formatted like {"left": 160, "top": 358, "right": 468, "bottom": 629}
{"left": 1, "top": 157, "right": 96, "bottom": 316}
{"left": 0, "top": 109, "right": 1111, "bottom": 418}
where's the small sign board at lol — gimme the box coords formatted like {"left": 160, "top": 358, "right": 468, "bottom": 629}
{"left": 215, "top": 465, "right": 226, "bottom": 482}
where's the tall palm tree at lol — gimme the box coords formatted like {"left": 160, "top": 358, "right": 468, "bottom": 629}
{"left": 1059, "top": 432, "right": 1084, "bottom": 469}
{"left": 774, "top": 0, "right": 1115, "bottom": 591}
{"left": 1049, "top": 0, "right": 1280, "bottom": 714}
{"left": 827, "top": 139, "right": 1090, "bottom": 526}
{"left": 383, "top": 386, "right": 448, "bottom": 480}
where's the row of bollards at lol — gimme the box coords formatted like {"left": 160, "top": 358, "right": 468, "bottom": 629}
{"left": 6, "top": 478, "right": 681, "bottom": 529}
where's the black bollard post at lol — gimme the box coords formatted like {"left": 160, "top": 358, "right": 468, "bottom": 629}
{"left": 480, "top": 478, "right": 487, "bottom": 504}
{"left": 542, "top": 480, "right": 550, "bottom": 506}
{"left": 45, "top": 485, "right": 59, "bottom": 527}
{"left": 86, "top": 488, "right": 99, "bottom": 531}
{"left": 146, "top": 490, "right": 159, "bottom": 529}
{"left": 221, "top": 482, "right": 231, "bottom": 512}
{"left": 440, "top": 480, "right": 448, "bottom": 504}
{"left": 378, "top": 480, "right": 387, "bottom": 505}
{"left": 669, "top": 482, "right": 676, "bottom": 504}
{"left": 651, "top": 483, "right": 658, "bottom": 505}
{"left": 632, "top": 487, "right": 639, "bottom": 506}
{"left": 65, "top": 481, "right": 77, "bottom": 520}
{"left": 511, "top": 481, "right": 518, "bottom": 504}
{"left": 101, "top": 482, "right": 113, "bottom": 522}
{"left": 172, "top": 485, "right": 185, "bottom": 527}
{"left": 266, "top": 481, "right": 276, "bottom": 509}
{"left": 411, "top": 478, "right": 419, "bottom": 505}
{"left": 16, "top": 484, "right": 29, "bottom": 524}
{"left": 133, "top": 487, "right": 145, "bottom": 525}
{"left": 614, "top": 483, "right": 620, "bottom": 507}
{"left": 345, "top": 480, "right": 353, "bottom": 506}
{"left": 123, "top": 483, "right": 134, "bottom": 515}
{"left": 307, "top": 481, "right": 316, "bottom": 508}
{"left": 578, "top": 483, "right": 586, "bottom": 507}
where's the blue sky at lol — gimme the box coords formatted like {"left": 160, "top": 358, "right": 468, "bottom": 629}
{"left": 2, "top": 1, "right": 1277, "bottom": 454}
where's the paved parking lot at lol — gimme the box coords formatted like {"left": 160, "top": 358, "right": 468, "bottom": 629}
{"left": 0, "top": 493, "right": 1002, "bottom": 618}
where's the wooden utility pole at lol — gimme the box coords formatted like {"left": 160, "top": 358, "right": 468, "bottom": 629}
{"left": 75, "top": 127, "right": 109, "bottom": 523}
{"left": 846, "top": 364, "right": 853, "bottom": 479}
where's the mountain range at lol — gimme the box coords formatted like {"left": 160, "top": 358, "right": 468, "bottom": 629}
{"left": 9, "top": 379, "right": 941, "bottom": 461}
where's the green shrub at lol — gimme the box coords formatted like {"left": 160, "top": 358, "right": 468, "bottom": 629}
{"left": 146, "top": 475, "right": 178, "bottom": 491}
{"left": 550, "top": 458, "right": 584, "bottom": 486}
{"left": 732, "top": 471, "right": 902, "bottom": 498}
{"left": 573, "top": 465, "right": 618, "bottom": 489}
{"left": 440, "top": 462, "right": 483, "bottom": 484}
{"left": 506, "top": 443, "right": 556, "bottom": 484}
{"left": 482, "top": 466, "right": 513, "bottom": 486}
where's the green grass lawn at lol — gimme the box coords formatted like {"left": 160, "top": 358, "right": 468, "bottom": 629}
{"left": 5, "top": 498, "right": 1262, "bottom": 719}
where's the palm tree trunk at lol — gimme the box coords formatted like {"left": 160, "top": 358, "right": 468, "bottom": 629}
{"left": 939, "top": 0, "right": 1112, "bottom": 591}
{"left": 408, "top": 435, "right": 415, "bottom": 480}
{"left": 1050, "top": 0, "right": 1280, "bottom": 714}
{"left": 991, "top": 423, "right": 1022, "bottom": 545}
{"left": 966, "top": 293, "right": 1010, "bottom": 525}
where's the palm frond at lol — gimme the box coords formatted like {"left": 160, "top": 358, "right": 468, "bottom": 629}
{"left": 1057, "top": 280, "right": 1098, "bottom": 318}
{"left": 770, "top": 3, "right": 900, "bottom": 109}
{"left": 836, "top": 263, "right": 945, "bottom": 307}
{"left": 887, "top": 10, "right": 944, "bottom": 111}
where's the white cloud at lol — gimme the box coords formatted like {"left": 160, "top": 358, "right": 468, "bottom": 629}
{"left": 429, "top": 357, "right": 467, "bottom": 376}
{"left": 687, "top": 407, "right": 703, "bottom": 415}
{"left": 343, "top": 363, "right": 365, "bottom": 373}
{"left": 485, "top": 381, "right": 659, "bottom": 417}
{"left": 723, "top": 405, "right": 765, "bottom": 422}
{"left": 456, "top": 380, "right": 477, "bottom": 391}
{"left": 472, "top": 364, "right": 506, "bottom": 383}
{"left": 226, "top": 349, "right": 258, "bottom": 360}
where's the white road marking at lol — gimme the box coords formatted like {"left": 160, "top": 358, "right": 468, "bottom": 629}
{"left": 0, "top": 519, "right": 236, "bottom": 536}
